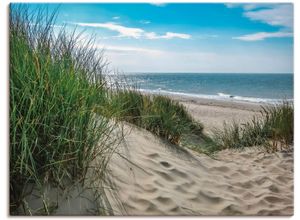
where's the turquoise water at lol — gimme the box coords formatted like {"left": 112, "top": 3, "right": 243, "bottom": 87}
{"left": 121, "top": 73, "right": 293, "bottom": 104}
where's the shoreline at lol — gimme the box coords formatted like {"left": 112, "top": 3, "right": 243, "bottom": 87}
{"left": 166, "top": 93, "right": 263, "bottom": 111}
{"left": 137, "top": 88, "right": 293, "bottom": 105}
{"left": 140, "top": 90, "right": 264, "bottom": 109}
{"left": 140, "top": 91, "right": 264, "bottom": 134}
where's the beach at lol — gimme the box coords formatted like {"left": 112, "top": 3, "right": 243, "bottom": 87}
{"left": 104, "top": 96, "right": 293, "bottom": 216}
{"left": 168, "top": 95, "right": 263, "bottom": 133}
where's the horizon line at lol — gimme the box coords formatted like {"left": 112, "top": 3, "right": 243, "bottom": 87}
{"left": 121, "top": 72, "right": 294, "bottom": 74}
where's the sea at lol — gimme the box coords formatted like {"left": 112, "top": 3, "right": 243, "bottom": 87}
{"left": 110, "top": 73, "right": 293, "bottom": 104}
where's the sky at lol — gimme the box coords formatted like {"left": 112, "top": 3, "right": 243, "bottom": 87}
{"left": 26, "top": 3, "right": 293, "bottom": 73}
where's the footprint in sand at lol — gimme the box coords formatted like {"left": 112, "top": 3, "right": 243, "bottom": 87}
{"left": 147, "top": 153, "right": 160, "bottom": 159}
{"left": 160, "top": 161, "right": 172, "bottom": 168}
{"left": 154, "top": 170, "right": 175, "bottom": 182}
{"left": 170, "top": 168, "right": 188, "bottom": 178}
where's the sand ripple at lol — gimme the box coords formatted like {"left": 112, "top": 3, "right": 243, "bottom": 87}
{"left": 104, "top": 125, "right": 293, "bottom": 216}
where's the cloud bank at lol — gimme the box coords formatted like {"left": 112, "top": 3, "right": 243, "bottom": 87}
{"left": 75, "top": 22, "right": 191, "bottom": 40}
{"left": 233, "top": 32, "right": 293, "bottom": 41}
{"left": 230, "top": 4, "right": 293, "bottom": 41}
{"left": 244, "top": 4, "right": 293, "bottom": 29}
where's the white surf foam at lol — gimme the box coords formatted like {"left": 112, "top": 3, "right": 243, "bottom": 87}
{"left": 138, "top": 89, "right": 293, "bottom": 104}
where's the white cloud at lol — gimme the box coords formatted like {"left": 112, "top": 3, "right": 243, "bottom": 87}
{"left": 162, "top": 32, "right": 191, "bottom": 39}
{"left": 76, "top": 22, "right": 144, "bottom": 39}
{"left": 244, "top": 4, "right": 293, "bottom": 29}
{"left": 227, "top": 4, "right": 293, "bottom": 42}
{"left": 225, "top": 3, "right": 273, "bottom": 11}
{"left": 112, "top": 16, "right": 120, "bottom": 20}
{"left": 149, "top": 2, "right": 166, "bottom": 7}
{"left": 225, "top": 3, "right": 235, "bottom": 8}
{"left": 74, "top": 22, "right": 190, "bottom": 40}
{"left": 140, "top": 20, "right": 151, "bottom": 24}
{"left": 145, "top": 32, "right": 191, "bottom": 39}
{"left": 194, "top": 34, "right": 219, "bottom": 39}
{"left": 226, "top": 4, "right": 293, "bottom": 29}
{"left": 242, "top": 4, "right": 261, "bottom": 11}
{"left": 96, "top": 44, "right": 162, "bottom": 55}
{"left": 233, "top": 31, "right": 293, "bottom": 41}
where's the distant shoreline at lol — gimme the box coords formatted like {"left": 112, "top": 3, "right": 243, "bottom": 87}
{"left": 138, "top": 90, "right": 262, "bottom": 134}
{"left": 138, "top": 88, "right": 292, "bottom": 105}
{"left": 121, "top": 72, "right": 294, "bottom": 75}
{"left": 107, "top": 73, "right": 293, "bottom": 104}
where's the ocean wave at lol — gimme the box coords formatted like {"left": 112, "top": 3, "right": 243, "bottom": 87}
{"left": 138, "top": 89, "right": 293, "bottom": 104}
{"left": 217, "top": 93, "right": 235, "bottom": 98}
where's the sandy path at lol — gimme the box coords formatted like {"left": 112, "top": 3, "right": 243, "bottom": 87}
{"left": 104, "top": 125, "right": 293, "bottom": 216}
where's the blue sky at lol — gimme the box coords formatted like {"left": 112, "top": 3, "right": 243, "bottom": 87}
{"left": 27, "top": 3, "right": 293, "bottom": 73}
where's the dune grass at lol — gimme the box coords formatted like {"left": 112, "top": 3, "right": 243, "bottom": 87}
{"left": 212, "top": 102, "right": 293, "bottom": 152}
{"left": 9, "top": 5, "right": 206, "bottom": 214}
{"left": 99, "top": 87, "right": 204, "bottom": 145}
{"left": 10, "top": 5, "right": 118, "bottom": 214}
{"left": 141, "top": 95, "right": 203, "bottom": 144}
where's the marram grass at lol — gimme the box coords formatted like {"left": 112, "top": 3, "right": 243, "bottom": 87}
{"left": 212, "top": 102, "right": 293, "bottom": 152}
{"left": 10, "top": 5, "right": 117, "bottom": 213}
{"left": 100, "top": 87, "right": 204, "bottom": 145}
{"left": 9, "top": 5, "right": 205, "bottom": 214}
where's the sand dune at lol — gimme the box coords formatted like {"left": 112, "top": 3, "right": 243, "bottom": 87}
{"left": 104, "top": 124, "right": 293, "bottom": 216}
{"left": 17, "top": 99, "right": 293, "bottom": 216}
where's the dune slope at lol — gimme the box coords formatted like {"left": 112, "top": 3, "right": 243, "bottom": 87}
{"left": 104, "top": 125, "right": 293, "bottom": 216}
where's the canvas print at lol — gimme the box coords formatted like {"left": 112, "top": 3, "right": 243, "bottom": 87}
{"left": 10, "top": 2, "right": 293, "bottom": 216}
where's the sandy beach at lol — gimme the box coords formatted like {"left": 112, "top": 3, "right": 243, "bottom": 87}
{"left": 104, "top": 97, "right": 293, "bottom": 216}
{"left": 172, "top": 95, "right": 263, "bottom": 133}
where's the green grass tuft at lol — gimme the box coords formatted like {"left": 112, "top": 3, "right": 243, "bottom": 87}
{"left": 141, "top": 95, "right": 203, "bottom": 144}
{"left": 212, "top": 102, "right": 293, "bottom": 152}
{"left": 10, "top": 5, "right": 117, "bottom": 213}
{"left": 9, "top": 5, "right": 207, "bottom": 213}
{"left": 99, "top": 88, "right": 204, "bottom": 145}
